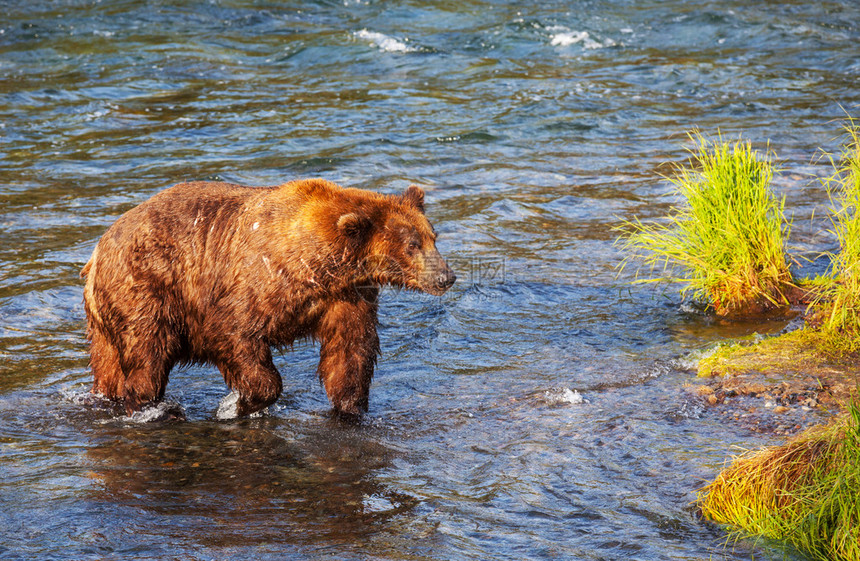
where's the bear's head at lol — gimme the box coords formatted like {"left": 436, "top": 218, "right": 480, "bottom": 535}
{"left": 338, "top": 185, "right": 456, "bottom": 296}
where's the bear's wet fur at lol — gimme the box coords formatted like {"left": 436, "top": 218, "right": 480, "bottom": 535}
{"left": 81, "top": 178, "right": 455, "bottom": 417}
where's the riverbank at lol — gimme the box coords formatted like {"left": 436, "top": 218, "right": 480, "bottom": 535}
{"left": 693, "top": 326, "right": 860, "bottom": 559}
{"left": 686, "top": 328, "right": 859, "bottom": 434}
{"left": 698, "top": 399, "right": 860, "bottom": 561}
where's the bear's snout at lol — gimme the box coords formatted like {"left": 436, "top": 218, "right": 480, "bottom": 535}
{"left": 420, "top": 251, "right": 455, "bottom": 295}
{"left": 434, "top": 264, "right": 456, "bottom": 292}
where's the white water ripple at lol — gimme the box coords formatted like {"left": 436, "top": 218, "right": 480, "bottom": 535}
{"left": 355, "top": 29, "right": 416, "bottom": 53}
{"left": 544, "top": 387, "right": 589, "bottom": 406}
{"left": 549, "top": 28, "right": 616, "bottom": 50}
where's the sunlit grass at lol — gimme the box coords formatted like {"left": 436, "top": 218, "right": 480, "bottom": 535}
{"left": 618, "top": 131, "right": 793, "bottom": 317}
{"left": 699, "top": 402, "right": 860, "bottom": 561}
{"left": 809, "top": 121, "right": 860, "bottom": 355}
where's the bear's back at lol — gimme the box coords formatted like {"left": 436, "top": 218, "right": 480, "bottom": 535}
{"left": 122, "top": 181, "right": 268, "bottom": 232}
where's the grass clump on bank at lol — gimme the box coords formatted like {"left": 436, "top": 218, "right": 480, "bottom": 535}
{"left": 809, "top": 122, "right": 860, "bottom": 356}
{"left": 699, "top": 402, "right": 860, "bottom": 561}
{"left": 618, "top": 131, "right": 794, "bottom": 317}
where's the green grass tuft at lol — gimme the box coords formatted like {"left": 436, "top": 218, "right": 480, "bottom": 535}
{"left": 617, "top": 131, "right": 794, "bottom": 317}
{"left": 811, "top": 121, "right": 860, "bottom": 355}
{"left": 699, "top": 401, "right": 860, "bottom": 561}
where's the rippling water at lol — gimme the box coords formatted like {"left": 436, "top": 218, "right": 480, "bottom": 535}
{"left": 2, "top": 1, "right": 859, "bottom": 559}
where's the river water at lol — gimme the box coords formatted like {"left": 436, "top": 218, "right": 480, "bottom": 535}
{"left": 2, "top": 1, "right": 859, "bottom": 560}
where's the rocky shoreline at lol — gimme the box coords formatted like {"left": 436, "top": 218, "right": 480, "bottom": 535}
{"left": 687, "top": 330, "right": 860, "bottom": 435}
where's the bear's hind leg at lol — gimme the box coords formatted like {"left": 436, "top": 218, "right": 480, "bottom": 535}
{"left": 217, "top": 341, "right": 283, "bottom": 417}
{"left": 89, "top": 327, "right": 124, "bottom": 399}
{"left": 119, "top": 326, "right": 177, "bottom": 415}
{"left": 120, "top": 346, "right": 175, "bottom": 416}
{"left": 88, "top": 314, "right": 174, "bottom": 417}
{"left": 123, "top": 361, "right": 171, "bottom": 415}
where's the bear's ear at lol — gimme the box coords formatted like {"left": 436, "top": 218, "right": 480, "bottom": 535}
{"left": 402, "top": 184, "right": 425, "bottom": 213}
{"left": 337, "top": 212, "right": 372, "bottom": 239}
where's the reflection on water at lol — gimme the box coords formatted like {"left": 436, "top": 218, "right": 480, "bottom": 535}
{"left": 86, "top": 420, "right": 417, "bottom": 553}
{"left": 3, "top": 1, "right": 858, "bottom": 559}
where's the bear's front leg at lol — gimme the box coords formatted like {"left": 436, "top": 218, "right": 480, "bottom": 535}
{"left": 217, "top": 340, "right": 283, "bottom": 417}
{"left": 315, "top": 294, "right": 380, "bottom": 416}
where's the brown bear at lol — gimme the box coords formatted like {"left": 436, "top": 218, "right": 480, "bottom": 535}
{"left": 81, "top": 178, "right": 455, "bottom": 418}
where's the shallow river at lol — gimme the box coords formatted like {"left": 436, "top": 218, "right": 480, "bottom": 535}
{"left": 2, "top": 1, "right": 860, "bottom": 560}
